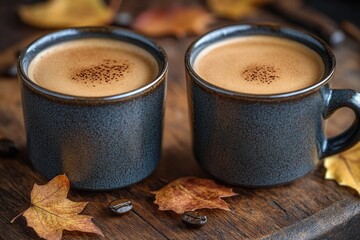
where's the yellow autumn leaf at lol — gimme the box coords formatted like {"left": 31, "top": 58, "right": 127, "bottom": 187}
{"left": 11, "top": 175, "right": 104, "bottom": 240}
{"left": 18, "top": 0, "right": 121, "bottom": 28}
{"left": 132, "top": 6, "right": 214, "bottom": 38}
{"left": 324, "top": 143, "right": 360, "bottom": 194}
{"left": 207, "top": 0, "right": 271, "bottom": 20}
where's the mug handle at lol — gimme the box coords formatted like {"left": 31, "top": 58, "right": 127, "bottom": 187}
{"left": 321, "top": 89, "right": 360, "bottom": 158}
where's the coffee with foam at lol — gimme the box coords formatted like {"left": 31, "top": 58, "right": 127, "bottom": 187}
{"left": 194, "top": 35, "right": 325, "bottom": 94}
{"left": 28, "top": 38, "right": 158, "bottom": 97}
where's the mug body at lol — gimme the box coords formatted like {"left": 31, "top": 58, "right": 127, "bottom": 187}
{"left": 19, "top": 27, "right": 167, "bottom": 190}
{"left": 189, "top": 80, "right": 328, "bottom": 186}
{"left": 185, "top": 24, "right": 336, "bottom": 187}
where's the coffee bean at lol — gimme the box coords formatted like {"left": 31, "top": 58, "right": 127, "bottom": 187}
{"left": 108, "top": 199, "right": 132, "bottom": 215}
{"left": 0, "top": 138, "right": 19, "bottom": 158}
{"left": 1, "top": 48, "right": 22, "bottom": 78}
{"left": 1, "top": 64, "right": 17, "bottom": 78}
{"left": 181, "top": 211, "right": 207, "bottom": 227}
{"left": 114, "top": 12, "right": 133, "bottom": 27}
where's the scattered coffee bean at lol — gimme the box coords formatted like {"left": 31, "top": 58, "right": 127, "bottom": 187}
{"left": 108, "top": 199, "right": 132, "bottom": 215}
{"left": 1, "top": 49, "right": 22, "bottom": 78}
{"left": 1, "top": 64, "right": 17, "bottom": 78}
{"left": 114, "top": 12, "right": 133, "bottom": 27}
{"left": 0, "top": 138, "right": 19, "bottom": 158}
{"left": 181, "top": 211, "right": 207, "bottom": 227}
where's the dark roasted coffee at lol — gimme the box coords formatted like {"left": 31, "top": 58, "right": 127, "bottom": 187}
{"left": 108, "top": 199, "right": 132, "bottom": 215}
{"left": 181, "top": 211, "right": 207, "bottom": 227}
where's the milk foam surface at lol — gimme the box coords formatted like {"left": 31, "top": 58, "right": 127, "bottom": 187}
{"left": 28, "top": 38, "right": 159, "bottom": 97}
{"left": 194, "top": 36, "right": 325, "bottom": 94}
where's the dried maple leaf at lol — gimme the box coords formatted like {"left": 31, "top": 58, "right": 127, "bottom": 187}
{"left": 151, "top": 177, "right": 238, "bottom": 214}
{"left": 207, "top": 0, "right": 271, "bottom": 20}
{"left": 132, "top": 6, "right": 213, "bottom": 38}
{"left": 18, "top": 0, "right": 121, "bottom": 28}
{"left": 11, "top": 174, "right": 104, "bottom": 240}
{"left": 324, "top": 143, "right": 360, "bottom": 195}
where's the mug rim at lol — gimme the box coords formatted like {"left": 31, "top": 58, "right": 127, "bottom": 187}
{"left": 18, "top": 26, "right": 168, "bottom": 102}
{"left": 185, "top": 23, "right": 336, "bottom": 99}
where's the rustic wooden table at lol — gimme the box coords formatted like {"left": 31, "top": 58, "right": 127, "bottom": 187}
{"left": 0, "top": 1, "right": 359, "bottom": 239}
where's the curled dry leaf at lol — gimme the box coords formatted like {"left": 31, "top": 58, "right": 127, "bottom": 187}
{"left": 11, "top": 175, "right": 104, "bottom": 240}
{"left": 18, "top": 0, "right": 121, "bottom": 28}
{"left": 324, "top": 143, "right": 360, "bottom": 195}
{"left": 132, "top": 6, "right": 213, "bottom": 38}
{"left": 207, "top": 0, "right": 271, "bottom": 20}
{"left": 151, "top": 177, "right": 238, "bottom": 214}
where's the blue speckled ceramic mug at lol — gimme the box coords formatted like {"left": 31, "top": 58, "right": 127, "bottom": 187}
{"left": 18, "top": 27, "right": 167, "bottom": 190}
{"left": 185, "top": 24, "right": 360, "bottom": 187}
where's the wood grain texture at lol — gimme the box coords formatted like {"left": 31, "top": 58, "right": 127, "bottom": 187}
{"left": 0, "top": 1, "right": 359, "bottom": 239}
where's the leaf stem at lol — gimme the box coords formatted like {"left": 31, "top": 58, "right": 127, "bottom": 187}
{"left": 10, "top": 210, "right": 25, "bottom": 223}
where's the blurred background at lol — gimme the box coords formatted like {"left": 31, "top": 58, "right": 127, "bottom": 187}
{"left": 1, "top": 0, "right": 360, "bottom": 50}
{"left": 1, "top": 0, "right": 360, "bottom": 144}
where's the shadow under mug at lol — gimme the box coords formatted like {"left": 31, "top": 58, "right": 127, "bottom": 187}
{"left": 18, "top": 27, "right": 168, "bottom": 190}
{"left": 185, "top": 24, "right": 360, "bottom": 187}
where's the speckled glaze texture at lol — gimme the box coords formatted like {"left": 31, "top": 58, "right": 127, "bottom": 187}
{"left": 185, "top": 24, "right": 360, "bottom": 187}
{"left": 19, "top": 27, "right": 167, "bottom": 190}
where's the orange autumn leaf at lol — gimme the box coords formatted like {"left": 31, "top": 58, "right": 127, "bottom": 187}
{"left": 11, "top": 174, "right": 104, "bottom": 240}
{"left": 207, "top": 0, "right": 271, "bottom": 20}
{"left": 324, "top": 143, "right": 360, "bottom": 195}
{"left": 151, "top": 177, "right": 238, "bottom": 214}
{"left": 132, "top": 6, "right": 214, "bottom": 38}
{"left": 18, "top": 0, "right": 121, "bottom": 28}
